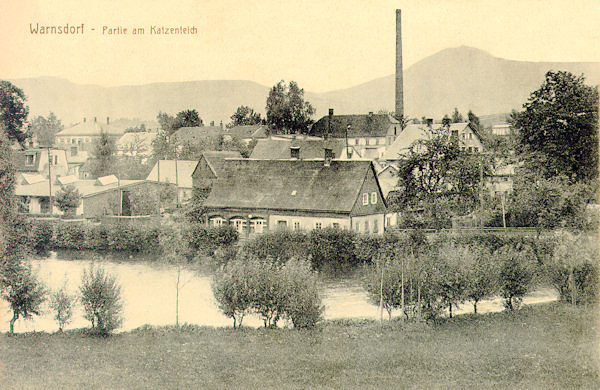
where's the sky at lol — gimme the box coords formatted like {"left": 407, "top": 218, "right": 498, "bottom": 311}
{"left": 1, "top": 0, "right": 599, "bottom": 93}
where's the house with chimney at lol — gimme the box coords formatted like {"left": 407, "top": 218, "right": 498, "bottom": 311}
{"left": 308, "top": 112, "right": 402, "bottom": 160}
{"left": 382, "top": 122, "right": 485, "bottom": 162}
{"left": 55, "top": 117, "right": 124, "bottom": 153}
{"left": 13, "top": 148, "right": 71, "bottom": 180}
{"left": 203, "top": 159, "right": 387, "bottom": 237}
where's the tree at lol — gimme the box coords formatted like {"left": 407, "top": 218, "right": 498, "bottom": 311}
{"left": 392, "top": 127, "right": 484, "bottom": 227}
{"left": 49, "top": 280, "right": 75, "bottom": 331}
{"left": 364, "top": 256, "right": 405, "bottom": 321}
{"left": 280, "top": 258, "right": 323, "bottom": 329}
{"left": 2, "top": 264, "right": 46, "bottom": 334}
{"left": 464, "top": 247, "right": 500, "bottom": 314}
{"left": 266, "top": 80, "right": 315, "bottom": 134}
{"left": 173, "top": 109, "right": 202, "bottom": 131}
{"left": 228, "top": 106, "right": 262, "bottom": 128}
{"left": 451, "top": 108, "right": 463, "bottom": 123}
{"left": 91, "top": 131, "right": 116, "bottom": 178}
{"left": 212, "top": 256, "right": 254, "bottom": 329}
{"left": 27, "top": 112, "right": 63, "bottom": 147}
{"left": 0, "top": 80, "right": 29, "bottom": 145}
{"left": 79, "top": 264, "right": 123, "bottom": 333}
{"left": 55, "top": 184, "right": 81, "bottom": 216}
{"left": 497, "top": 245, "right": 535, "bottom": 311}
{"left": 512, "top": 71, "right": 599, "bottom": 181}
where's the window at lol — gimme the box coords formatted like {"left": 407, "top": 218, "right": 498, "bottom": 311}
{"left": 25, "top": 154, "right": 34, "bottom": 165}
{"left": 294, "top": 221, "right": 301, "bottom": 231}
{"left": 469, "top": 133, "right": 473, "bottom": 139}
{"left": 371, "top": 192, "right": 377, "bottom": 204}
{"left": 373, "top": 220, "right": 379, "bottom": 234}
{"left": 315, "top": 222, "right": 322, "bottom": 230}
{"left": 332, "top": 222, "right": 340, "bottom": 229}
{"left": 354, "top": 139, "right": 359, "bottom": 145}
{"left": 364, "top": 221, "right": 369, "bottom": 234}
{"left": 386, "top": 217, "right": 391, "bottom": 227}
{"left": 54, "top": 155, "right": 58, "bottom": 165}
{"left": 362, "top": 193, "right": 369, "bottom": 205}
{"left": 277, "top": 220, "right": 287, "bottom": 228}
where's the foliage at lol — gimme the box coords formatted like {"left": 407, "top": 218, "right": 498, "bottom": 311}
{"left": 433, "top": 243, "right": 470, "bottom": 318}
{"left": 391, "top": 126, "right": 485, "bottom": 227}
{"left": 506, "top": 173, "right": 595, "bottom": 229}
{"left": 49, "top": 280, "right": 75, "bottom": 331}
{"left": 451, "top": 108, "right": 463, "bottom": 123}
{"left": 308, "top": 228, "right": 357, "bottom": 274}
{"left": 243, "top": 229, "right": 309, "bottom": 264}
{"left": 184, "top": 224, "right": 238, "bottom": 258}
{"left": 55, "top": 184, "right": 82, "bottom": 215}
{"left": 1, "top": 263, "right": 46, "bottom": 334}
{"left": 279, "top": 258, "right": 324, "bottom": 329}
{"left": 363, "top": 256, "right": 405, "bottom": 320}
{"left": 512, "top": 71, "right": 599, "bottom": 181}
{"left": 546, "top": 232, "right": 598, "bottom": 305}
{"left": 211, "top": 256, "right": 254, "bottom": 329}
{"left": 79, "top": 264, "right": 123, "bottom": 333}
{"left": 90, "top": 131, "right": 116, "bottom": 178}
{"left": 27, "top": 112, "right": 63, "bottom": 147}
{"left": 0, "top": 80, "right": 29, "bottom": 145}
{"left": 228, "top": 105, "right": 262, "bottom": 128}
{"left": 173, "top": 109, "right": 202, "bottom": 130}
{"left": 463, "top": 246, "right": 500, "bottom": 313}
{"left": 497, "top": 245, "right": 535, "bottom": 310}
{"left": 266, "top": 80, "right": 315, "bottom": 134}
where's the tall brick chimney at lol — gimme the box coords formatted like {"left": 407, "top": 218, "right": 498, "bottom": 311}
{"left": 395, "top": 9, "right": 404, "bottom": 121}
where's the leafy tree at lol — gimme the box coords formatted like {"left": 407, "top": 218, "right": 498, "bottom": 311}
{"left": 364, "top": 256, "right": 405, "bottom": 321}
{"left": 434, "top": 243, "right": 469, "bottom": 318}
{"left": 391, "top": 127, "right": 485, "bottom": 227}
{"left": 497, "top": 245, "right": 535, "bottom": 311}
{"left": 512, "top": 71, "right": 599, "bottom": 181}
{"left": 451, "top": 108, "right": 464, "bottom": 123}
{"left": 266, "top": 80, "right": 315, "bottom": 134}
{"left": 248, "top": 258, "right": 286, "bottom": 328}
{"left": 55, "top": 184, "right": 82, "bottom": 216}
{"left": 212, "top": 256, "right": 254, "bottom": 329}
{"left": 228, "top": 105, "right": 262, "bottom": 128}
{"left": 91, "top": 131, "right": 116, "bottom": 178}
{"left": 464, "top": 246, "right": 500, "bottom": 314}
{"left": 124, "top": 123, "right": 147, "bottom": 133}
{"left": 0, "top": 80, "right": 29, "bottom": 145}
{"left": 79, "top": 264, "right": 123, "bottom": 333}
{"left": 27, "top": 112, "right": 63, "bottom": 147}
{"left": 49, "top": 280, "right": 75, "bottom": 331}
{"left": 280, "top": 258, "right": 323, "bottom": 329}
{"left": 467, "top": 110, "right": 482, "bottom": 132}
{"left": 173, "top": 109, "right": 202, "bottom": 130}
{"left": 2, "top": 263, "right": 46, "bottom": 334}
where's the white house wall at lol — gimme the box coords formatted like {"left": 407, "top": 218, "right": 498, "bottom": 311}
{"left": 268, "top": 214, "right": 351, "bottom": 231}
{"left": 351, "top": 214, "right": 386, "bottom": 234}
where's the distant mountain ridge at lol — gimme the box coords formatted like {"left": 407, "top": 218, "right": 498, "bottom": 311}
{"left": 8, "top": 46, "right": 600, "bottom": 126}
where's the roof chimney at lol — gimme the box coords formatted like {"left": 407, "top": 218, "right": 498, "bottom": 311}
{"left": 83, "top": 117, "right": 86, "bottom": 123}
{"left": 210, "top": 120, "right": 215, "bottom": 127}
{"left": 220, "top": 121, "right": 223, "bottom": 129}
{"left": 106, "top": 117, "right": 110, "bottom": 125}
{"left": 94, "top": 117, "right": 97, "bottom": 123}
{"left": 426, "top": 118, "right": 433, "bottom": 128}
{"left": 395, "top": 9, "right": 404, "bottom": 122}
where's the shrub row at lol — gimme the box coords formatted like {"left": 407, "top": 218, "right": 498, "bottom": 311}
{"left": 212, "top": 256, "right": 323, "bottom": 329}
{"left": 27, "top": 220, "right": 239, "bottom": 256}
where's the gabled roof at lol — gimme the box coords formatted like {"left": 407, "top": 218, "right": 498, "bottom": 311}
{"left": 56, "top": 175, "right": 78, "bottom": 185}
{"left": 225, "top": 125, "right": 268, "bottom": 139}
{"left": 56, "top": 120, "right": 124, "bottom": 137}
{"left": 382, "top": 124, "right": 433, "bottom": 160}
{"left": 145, "top": 160, "right": 199, "bottom": 188}
{"left": 309, "top": 114, "right": 400, "bottom": 138}
{"left": 15, "top": 178, "right": 142, "bottom": 198}
{"left": 204, "top": 159, "right": 374, "bottom": 214}
{"left": 174, "top": 126, "right": 223, "bottom": 144}
{"left": 250, "top": 138, "right": 349, "bottom": 160}
{"left": 198, "top": 151, "right": 241, "bottom": 177}
{"left": 95, "top": 175, "right": 119, "bottom": 186}
{"left": 19, "top": 173, "right": 46, "bottom": 185}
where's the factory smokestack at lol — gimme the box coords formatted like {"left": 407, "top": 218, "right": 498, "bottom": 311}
{"left": 395, "top": 9, "right": 404, "bottom": 121}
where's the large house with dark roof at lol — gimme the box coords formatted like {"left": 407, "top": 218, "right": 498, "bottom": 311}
{"left": 308, "top": 113, "right": 402, "bottom": 159}
{"left": 203, "top": 159, "right": 387, "bottom": 237}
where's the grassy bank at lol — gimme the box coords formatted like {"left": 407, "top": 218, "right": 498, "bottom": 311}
{"left": 0, "top": 302, "right": 597, "bottom": 389}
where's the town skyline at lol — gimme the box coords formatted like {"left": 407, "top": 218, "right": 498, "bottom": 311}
{"left": 1, "top": 0, "right": 599, "bottom": 93}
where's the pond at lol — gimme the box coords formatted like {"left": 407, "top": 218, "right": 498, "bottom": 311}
{"left": 0, "top": 253, "right": 558, "bottom": 333}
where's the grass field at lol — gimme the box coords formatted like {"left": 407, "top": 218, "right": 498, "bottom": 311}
{"left": 0, "top": 302, "right": 597, "bottom": 389}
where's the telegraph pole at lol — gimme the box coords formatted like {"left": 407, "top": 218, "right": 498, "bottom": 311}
{"left": 47, "top": 147, "right": 53, "bottom": 215}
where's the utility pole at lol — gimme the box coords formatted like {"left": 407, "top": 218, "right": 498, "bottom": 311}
{"left": 47, "top": 147, "right": 53, "bottom": 215}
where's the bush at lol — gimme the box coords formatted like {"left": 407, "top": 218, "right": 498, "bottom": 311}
{"left": 497, "top": 245, "right": 535, "bottom": 310}
{"left": 185, "top": 224, "right": 238, "bottom": 257}
{"left": 309, "top": 228, "right": 357, "bottom": 274}
{"left": 1, "top": 263, "right": 47, "bottom": 334}
{"left": 280, "top": 258, "right": 324, "bottom": 329}
{"left": 244, "top": 229, "right": 309, "bottom": 264}
{"left": 211, "top": 256, "right": 254, "bottom": 329}
{"left": 54, "top": 223, "right": 87, "bottom": 250}
{"left": 30, "top": 220, "right": 54, "bottom": 254}
{"left": 79, "top": 264, "right": 123, "bottom": 333}
{"left": 49, "top": 280, "right": 75, "bottom": 331}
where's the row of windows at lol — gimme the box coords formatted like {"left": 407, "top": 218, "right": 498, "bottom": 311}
{"left": 351, "top": 137, "right": 386, "bottom": 146}
{"left": 59, "top": 137, "right": 92, "bottom": 144}
{"left": 362, "top": 192, "right": 378, "bottom": 206}
{"left": 25, "top": 154, "right": 58, "bottom": 165}
{"left": 356, "top": 219, "right": 379, "bottom": 234}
